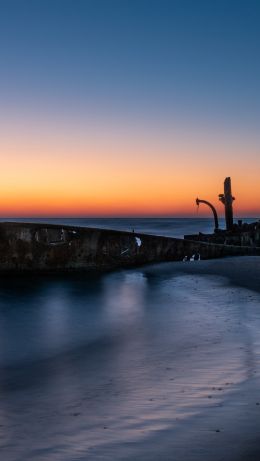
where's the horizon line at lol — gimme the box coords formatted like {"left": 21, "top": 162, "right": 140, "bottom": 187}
{"left": 0, "top": 215, "right": 259, "bottom": 220}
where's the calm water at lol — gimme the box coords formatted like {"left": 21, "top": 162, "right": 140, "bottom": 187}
{"left": 0, "top": 217, "right": 258, "bottom": 238}
{"left": 1, "top": 219, "right": 260, "bottom": 460}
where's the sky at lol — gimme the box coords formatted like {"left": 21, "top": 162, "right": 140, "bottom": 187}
{"left": 0, "top": 0, "right": 259, "bottom": 217}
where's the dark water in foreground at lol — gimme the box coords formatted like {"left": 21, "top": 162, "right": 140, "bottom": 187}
{"left": 0, "top": 219, "right": 260, "bottom": 460}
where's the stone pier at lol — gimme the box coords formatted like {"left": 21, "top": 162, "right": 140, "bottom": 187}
{"left": 0, "top": 222, "right": 259, "bottom": 273}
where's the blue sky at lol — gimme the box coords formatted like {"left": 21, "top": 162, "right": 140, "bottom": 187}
{"left": 0, "top": 0, "right": 259, "bottom": 216}
{"left": 1, "top": 0, "right": 259, "bottom": 125}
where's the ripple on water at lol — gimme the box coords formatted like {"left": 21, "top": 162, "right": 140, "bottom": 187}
{"left": 0, "top": 268, "right": 260, "bottom": 459}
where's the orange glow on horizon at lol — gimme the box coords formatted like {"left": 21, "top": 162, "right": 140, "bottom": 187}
{"left": 1, "top": 180, "right": 260, "bottom": 218}
{"left": 1, "top": 120, "right": 260, "bottom": 218}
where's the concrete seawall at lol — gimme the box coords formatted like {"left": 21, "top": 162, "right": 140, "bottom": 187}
{"left": 0, "top": 222, "right": 259, "bottom": 273}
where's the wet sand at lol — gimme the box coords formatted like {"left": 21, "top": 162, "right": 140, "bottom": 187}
{"left": 119, "top": 256, "right": 260, "bottom": 461}
{"left": 0, "top": 256, "right": 260, "bottom": 460}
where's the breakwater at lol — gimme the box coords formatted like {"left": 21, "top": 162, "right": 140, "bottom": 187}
{"left": 0, "top": 222, "right": 260, "bottom": 273}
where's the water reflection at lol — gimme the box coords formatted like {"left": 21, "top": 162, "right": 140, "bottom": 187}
{"left": 102, "top": 272, "right": 147, "bottom": 326}
{"left": 0, "top": 266, "right": 260, "bottom": 460}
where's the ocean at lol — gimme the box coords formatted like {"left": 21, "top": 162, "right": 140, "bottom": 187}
{"left": 0, "top": 218, "right": 260, "bottom": 460}
{"left": 0, "top": 216, "right": 258, "bottom": 238}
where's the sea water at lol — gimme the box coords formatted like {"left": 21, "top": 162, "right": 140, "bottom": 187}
{"left": 0, "top": 218, "right": 260, "bottom": 460}
{"left": 0, "top": 216, "right": 258, "bottom": 238}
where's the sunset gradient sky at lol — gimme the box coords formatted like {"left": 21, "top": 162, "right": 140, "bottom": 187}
{"left": 0, "top": 0, "right": 259, "bottom": 217}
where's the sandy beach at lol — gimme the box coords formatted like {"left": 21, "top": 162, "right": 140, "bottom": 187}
{"left": 1, "top": 256, "right": 260, "bottom": 461}
{"left": 118, "top": 256, "right": 260, "bottom": 461}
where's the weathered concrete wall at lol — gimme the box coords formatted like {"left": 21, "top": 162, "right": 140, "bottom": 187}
{"left": 0, "top": 222, "right": 259, "bottom": 273}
